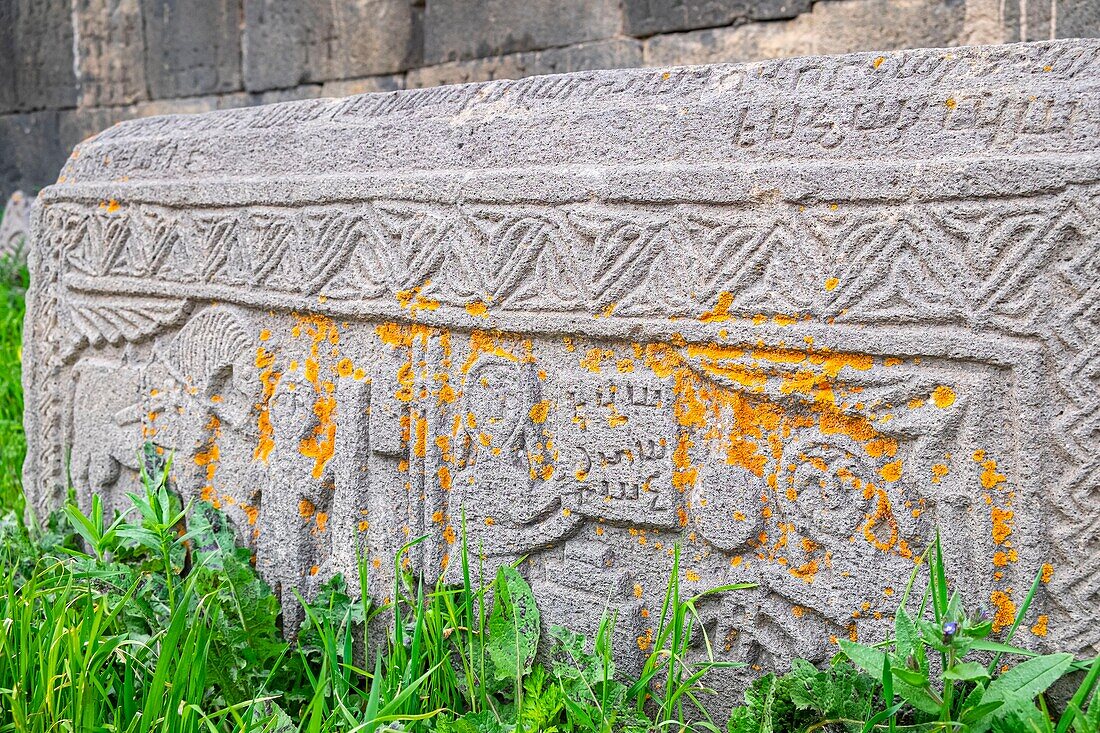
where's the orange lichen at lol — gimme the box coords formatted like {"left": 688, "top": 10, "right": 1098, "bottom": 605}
{"left": 824, "top": 277, "right": 839, "bottom": 291}
{"left": 879, "top": 460, "right": 902, "bottom": 483}
{"left": 465, "top": 301, "right": 489, "bottom": 317}
{"left": 979, "top": 459, "right": 1007, "bottom": 490}
{"left": 396, "top": 283, "right": 440, "bottom": 315}
{"left": 991, "top": 507, "right": 1014, "bottom": 545}
{"left": 291, "top": 315, "right": 341, "bottom": 478}
{"left": 580, "top": 348, "right": 613, "bottom": 373}
{"left": 254, "top": 346, "right": 281, "bottom": 462}
{"left": 865, "top": 437, "right": 897, "bottom": 459}
{"left": 1031, "top": 615, "right": 1049, "bottom": 637}
{"left": 931, "top": 385, "right": 956, "bottom": 408}
{"left": 529, "top": 400, "right": 550, "bottom": 424}
{"left": 991, "top": 590, "right": 1016, "bottom": 632}
{"left": 863, "top": 489, "right": 899, "bottom": 552}
{"left": 699, "top": 292, "right": 734, "bottom": 323}
{"left": 1041, "top": 563, "right": 1053, "bottom": 583}
{"left": 790, "top": 559, "right": 819, "bottom": 583}
{"left": 413, "top": 414, "right": 428, "bottom": 458}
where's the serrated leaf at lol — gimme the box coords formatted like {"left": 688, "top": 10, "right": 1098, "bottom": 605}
{"left": 894, "top": 605, "right": 921, "bottom": 663}
{"left": 487, "top": 566, "right": 540, "bottom": 684}
{"left": 971, "top": 653, "right": 1074, "bottom": 733}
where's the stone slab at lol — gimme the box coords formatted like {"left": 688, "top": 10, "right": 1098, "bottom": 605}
{"left": 623, "top": 0, "right": 812, "bottom": 37}
{"left": 23, "top": 40, "right": 1100, "bottom": 694}
{"left": 645, "top": 0, "right": 970, "bottom": 67}
{"left": 0, "top": 192, "right": 32, "bottom": 262}
{"left": 406, "top": 39, "right": 643, "bottom": 89}
{"left": 242, "top": 0, "right": 422, "bottom": 92}
{"left": 423, "top": 0, "right": 623, "bottom": 64}
{"left": 140, "top": 0, "right": 242, "bottom": 99}
{"left": 73, "top": 0, "right": 149, "bottom": 108}
{"left": 0, "top": 0, "right": 78, "bottom": 114}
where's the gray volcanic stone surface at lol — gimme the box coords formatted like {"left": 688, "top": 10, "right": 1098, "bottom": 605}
{"left": 0, "top": 191, "right": 31, "bottom": 262}
{"left": 22, "top": 40, "right": 1100, "bottom": 694}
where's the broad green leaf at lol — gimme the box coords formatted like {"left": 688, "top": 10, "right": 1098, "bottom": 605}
{"left": 1057, "top": 655, "right": 1100, "bottom": 733}
{"left": 891, "top": 666, "right": 927, "bottom": 687}
{"left": 840, "top": 640, "right": 939, "bottom": 715}
{"left": 992, "top": 703, "right": 1054, "bottom": 733}
{"left": 945, "top": 661, "right": 993, "bottom": 682}
{"left": 971, "top": 653, "right": 1074, "bottom": 733}
{"left": 839, "top": 640, "right": 886, "bottom": 678}
{"left": 894, "top": 605, "right": 921, "bottom": 664}
{"left": 487, "top": 566, "right": 541, "bottom": 684}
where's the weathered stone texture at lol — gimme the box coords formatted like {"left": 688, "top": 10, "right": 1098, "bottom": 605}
{"left": 74, "top": 0, "right": 149, "bottom": 107}
{"left": 645, "top": 0, "right": 970, "bottom": 66}
{"left": 0, "top": 112, "right": 65, "bottom": 201}
{"left": 1003, "top": 0, "right": 1100, "bottom": 42}
{"left": 623, "top": 0, "right": 812, "bottom": 37}
{"left": 0, "top": 0, "right": 78, "bottom": 114}
{"left": 0, "top": 191, "right": 32, "bottom": 261}
{"left": 406, "top": 40, "right": 643, "bottom": 89}
{"left": 5, "top": 0, "right": 1100, "bottom": 203}
{"left": 141, "top": 0, "right": 242, "bottom": 99}
{"left": 242, "top": 0, "right": 422, "bottom": 91}
{"left": 24, "top": 41, "right": 1100, "bottom": 690}
{"left": 423, "top": 0, "right": 623, "bottom": 63}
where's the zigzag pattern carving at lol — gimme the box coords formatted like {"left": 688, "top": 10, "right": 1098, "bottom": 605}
{"left": 46, "top": 196, "right": 1097, "bottom": 332}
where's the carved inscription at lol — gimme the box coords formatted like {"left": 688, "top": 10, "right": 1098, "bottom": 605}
{"left": 560, "top": 376, "right": 678, "bottom": 525}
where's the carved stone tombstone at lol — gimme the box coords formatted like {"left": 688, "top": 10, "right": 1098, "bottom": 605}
{"left": 0, "top": 191, "right": 32, "bottom": 262}
{"left": 23, "top": 39, "right": 1100, "bottom": 695}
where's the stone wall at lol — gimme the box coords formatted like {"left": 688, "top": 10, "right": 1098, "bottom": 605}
{"left": 2, "top": 0, "right": 1098, "bottom": 201}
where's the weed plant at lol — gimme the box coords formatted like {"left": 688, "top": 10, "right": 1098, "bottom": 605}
{"left": 728, "top": 536, "right": 1100, "bottom": 732}
{"left": 0, "top": 252, "right": 26, "bottom": 515}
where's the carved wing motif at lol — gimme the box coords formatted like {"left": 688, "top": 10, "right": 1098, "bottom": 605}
{"left": 65, "top": 297, "right": 189, "bottom": 352}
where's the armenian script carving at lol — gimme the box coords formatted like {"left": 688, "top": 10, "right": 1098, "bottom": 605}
{"left": 23, "top": 41, "right": 1100, "bottom": 698}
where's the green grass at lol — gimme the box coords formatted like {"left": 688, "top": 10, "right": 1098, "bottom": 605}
{"left": 0, "top": 463, "right": 1096, "bottom": 732}
{"left": 0, "top": 253, "right": 26, "bottom": 515}
{"left": 0, "top": 456, "right": 757, "bottom": 732}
